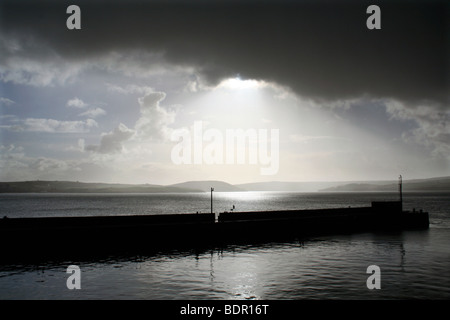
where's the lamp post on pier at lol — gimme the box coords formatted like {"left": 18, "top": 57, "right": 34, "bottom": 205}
{"left": 211, "top": 187, "right": 214, "bottom": 214}
{"left": 399, "top": 175, "right": 403, "bottom": 212}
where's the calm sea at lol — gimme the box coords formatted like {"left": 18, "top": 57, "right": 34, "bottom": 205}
{"left": 0, "top": 192, "right": 449, "bottom": 300}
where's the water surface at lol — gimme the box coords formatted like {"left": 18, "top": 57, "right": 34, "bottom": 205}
{"left": 0, "top": 192, "right": 449, "bottom": 299}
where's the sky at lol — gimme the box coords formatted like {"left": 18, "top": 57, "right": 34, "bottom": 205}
{"left": 0, "top": 0, "right": 448, "bottom": 185}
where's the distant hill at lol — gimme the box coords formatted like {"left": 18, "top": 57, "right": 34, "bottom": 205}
{"left": 319, "top": 177, "right": 450, "bottom": 192}
{"left": 0, "top": 181, "right": 201, "bottom": 193}
{"left": 1, "top": 176, "right": 449, "bottom": 193}
{"left": 169, "top": 180, "right": 243, "bottom": 192}
{"left": 236, "top": 180, "right": 398, "bottom": 192}
{"left": 237, "top": 181, "right": 351, "bottom": 192}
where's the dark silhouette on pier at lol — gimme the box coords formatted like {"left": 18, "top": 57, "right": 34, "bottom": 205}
{"left": 0, "top": 200, "right": 429, "bottom": 263}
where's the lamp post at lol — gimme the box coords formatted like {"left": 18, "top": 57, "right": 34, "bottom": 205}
{"left": 399, "top": 175, "right": 403, "bottom": 212}
{"left": 211, "top": 187, "right": 214, "bottom": 214}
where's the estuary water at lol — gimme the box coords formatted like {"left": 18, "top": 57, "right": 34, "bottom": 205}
{"left": 0, "top": 191, "right": 449, "bottom": 300}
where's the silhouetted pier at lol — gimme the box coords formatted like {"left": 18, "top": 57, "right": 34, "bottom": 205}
{"left": 0, "top": 201, "right": 429, "bottom": 262}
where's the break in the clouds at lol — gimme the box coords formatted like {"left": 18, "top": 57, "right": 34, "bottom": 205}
{"left": 0, "top": 0, "right": 448, "bottom": 184}
{"left": 0, "top": 0, "right": 447, "bottom": 106}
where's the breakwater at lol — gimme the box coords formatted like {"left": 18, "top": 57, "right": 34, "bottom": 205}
{"left": 0, "top": 201, "right": 428, "bottom": 262}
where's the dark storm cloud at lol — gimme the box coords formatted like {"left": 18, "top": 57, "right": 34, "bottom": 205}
{"left": 0, "top": 0, "right": 448, "bottom": 105}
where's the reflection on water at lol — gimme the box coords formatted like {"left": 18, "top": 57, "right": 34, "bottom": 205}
{"left": 0, "top": 192, "right": 449, "bottom": 299}
{"left": 1, "top": 229, "right": 449, "bottom": 300}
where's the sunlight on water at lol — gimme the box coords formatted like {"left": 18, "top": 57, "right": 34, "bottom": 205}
{"left": 0, "top": 192, "right": 448, "bottom": 223}
{"left": 0, "top": 230, "right": 449, "bottom": 299}
{"left": 0, "top": 192, "right": 449, "bottom": 299}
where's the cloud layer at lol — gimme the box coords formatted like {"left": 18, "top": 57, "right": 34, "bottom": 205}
{"left": 84, "top": 91, "right": 175, "bottom": 155}
{"left": 135, "top": 92, "right": 176, "bottom": 141}
{"left": 1, "top": 116, "right": 98, "bottom": 133}
{"left": 0, "top": 0, "right": 448, "bottom": 184}
{"left": 1, "top": 0, "right": 447, "bottom": 106}
{"left": 85, "top": 123, "right": 134, "bottom": 154}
